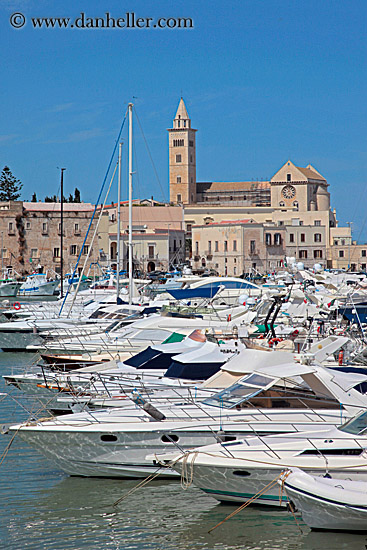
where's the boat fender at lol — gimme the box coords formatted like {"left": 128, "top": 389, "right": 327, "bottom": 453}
{"left": 338, "top": 350, "right": 344, "bottom": 366}
{"left": 142, "top": 402, "right": 166, "bottom": 421}
{"left": 13, "top": 301, "right": 21, "bottom": 310}
{"left": 227, "top": 314, "right": 231, "bottom": 322}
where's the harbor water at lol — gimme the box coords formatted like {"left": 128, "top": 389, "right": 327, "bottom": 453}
{"left": 1, "top": 353, "right": 367, "bottom": 550}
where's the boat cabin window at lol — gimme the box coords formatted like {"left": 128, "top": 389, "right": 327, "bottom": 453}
{"left": 203, "top": 374, "right": 276, "bottom": 409}
{"left": 339, "top": 411, "right": 367, "bottom": 435}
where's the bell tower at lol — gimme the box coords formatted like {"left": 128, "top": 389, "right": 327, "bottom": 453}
{"left": 168, "top": 98, "right": 197, "bottom": 204}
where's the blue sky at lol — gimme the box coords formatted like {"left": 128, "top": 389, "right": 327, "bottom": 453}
{"left": 1, "top": 0, "right": 367, "bottom": 239}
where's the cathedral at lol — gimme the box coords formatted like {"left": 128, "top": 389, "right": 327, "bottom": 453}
{"left": 168, "top": 97, "right": 333, "bottom": 216}
{"left": 167, "top": 98, "right": 360, "bottom": 273}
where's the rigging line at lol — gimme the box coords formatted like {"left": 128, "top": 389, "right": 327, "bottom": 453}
{"left": 133, "top": 106, "right": 168, "bottom": 202}
{"left": 58, "top": 108, "right": 128, "bottom": 316}
{"left": 66, "top": 162, "right": 118, "bottom": 317}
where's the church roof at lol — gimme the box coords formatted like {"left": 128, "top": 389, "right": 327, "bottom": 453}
{"left": 296, "top": 166, "right": 326, "bottom": 181}
{"left": 197, "top": 181, "right": 270, "bottom": 192}
{"left": 174, "top": 97, "right": 190, "bottom": 120}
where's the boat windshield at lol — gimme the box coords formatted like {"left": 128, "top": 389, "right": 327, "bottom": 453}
{"left": 202, "top": 373, "right": 276, "bottom": 409}
{"left": 339, "top": 411, "right": 367, "bottom": 435}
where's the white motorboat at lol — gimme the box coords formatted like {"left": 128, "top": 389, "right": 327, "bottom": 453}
{"left": 162, "top": 410, "right": 367, "bottom": 506}
{"left": 7, "top": 349, "right": 367, "bottom": 478}
{"left": 280, "top": 468, "right": 367, "bottom": 531}
{"left": 18, "top": 273, "right": 59, "bottom": 297}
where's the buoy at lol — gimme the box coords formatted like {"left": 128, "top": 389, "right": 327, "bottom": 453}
{"left": 13, "top": 302, "right": 21, "bottom": 310}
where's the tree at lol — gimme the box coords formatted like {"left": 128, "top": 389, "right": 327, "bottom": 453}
{"left": 44, "top": 194, "right": 57, "bottom": 202}
{"left": 0, "top": 166, "right": 23, "bottom": 201}
{"left": 74, "top": 188, "right": 81, "bottom": 203}
{"left": 31, "top": 192, "right": 37, "bottom": 202}
{"left": 67, "top": 193, "right": 73, "bottom": 203}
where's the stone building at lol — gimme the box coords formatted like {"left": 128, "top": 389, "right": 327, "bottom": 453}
{"left": 97, "top": 203, "right": 185, "bottom": 272}
{"left": 192, "top": 219, "right": 286, "bottom": 275}
{"left": 0, "top": 201, "right": 97, "bottom": 276}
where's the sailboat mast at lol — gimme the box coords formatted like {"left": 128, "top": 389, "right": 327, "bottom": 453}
{"left": 116, "top": 142, "right": 122, "bottom": 302}
{"left": 60, "top": 168, "right": 66, "bottom": 298}
{"left": 128, "top": 102, "right": 133, "bottom": 305}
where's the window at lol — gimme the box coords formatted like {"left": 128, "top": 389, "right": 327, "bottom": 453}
{"left": 234, "top": 267, "right": 237, "bottom": 275}
{"left": 195, "top": 242, "right": 199, "bottom": 255}
{"left": 299, "top": 250, "right": 308, "bottom": 259}
{"left": 177, "top": 194, "right": 182, "bottom": 203}
{"left": 289, "top": 233, "right": 295, "bottom": 243}
{"left": 215, "top": 241, "right": 219, "bottom": 252}
{"left": 362, "top": 250, "right": 367, "bottom": 257}
{"left": 42, "top": 222, "right": 48, "bottom": 234}
{"left": 148, "top": 245, "right": 155, "bottom": 258}
{"left": 279, "top": 201, "right": 285, "bottom": 207}
{"left": 233, "top": 240, "right": 237, "bottom": 251}
{"left": 186, "top": 224, "right": 192, "bottom": 233}
{"left": 265, "top": 233, "right": 272, "bottom": 246}
{"left": 299, "top": 221, "right": 303, "bottom": 226}
{"left": 300, "top": 233, "right": 305, "bottom": 242}
{"left": 234, "top": 258, "right": 237, "bottom": 263}
{"left": 287, "top": 173, "right": 291, "bottom": 182}
{"left": 70, "top": 245, "right": 78, "bottom": 256}
{"left": 224, "top": 241, "right": 228, "bottom": 252}
{"left": 362, "top": 264, "right": 366, "bottom": 270}
{"left": 339, "top": 250, "right": 344, "bottom": 258}
{"left": 225, "top": 257, "right": 228, "bottom": 263}
{"left": 58, "top": 223, "right": 63, "bottom": 234}
{"left": 341, "top": 239, "right": 345, "bottom": 246}
{"left": 274, "top": 233, "right": 282, "bottom": 246}
{"left": 208, "top": 241, "right": 212, "bottom": 253}
{"left": 8, "top": 222, "right": 14, "bottom": 234}
{"left": 190, "top": 155, "right": 193, "bottom": 163}
{"left": 53, "top": 247, "right": 60, "bottom": 258}
{"left": 30, "top": 248, "right": 38, "bottom": 258}
{"left": 82, "top": 245, "right": 89, "bottom": 255}
{"left": 26, "top": 222, "right": 31, "bottom": 230}
{"left": 189, "top": 140, "right": 194, "bottom": 147}
{"left": 315, "top": 220, "right": 321, "bottom": 226}
{"left": 173, "top": 239, "right": 177, "bottom": 251}
{"left": 243, "top": 195, "right": 247, "bottom": 200}
{"left": 173, "top": 139, "right": 184, "bottom": 147}
{"left": 177, "top": 176, "right": 181, "bottom": 184}
{"left": 293, "top": 201, "right": 299, "bottom": 209}
{"left": 74, "top": 223, "right": 80, "bottom": 234}
{"left": 314, "top": 250, "right": 323, "bottom": 259}
{"left": 1, "top": 249, "right": 7, "bottom": 259}
{"left": 250, "top": 240, "right": 256, "bottom": 253}
{"left": 176, "top": 154, "right": 182, "bottom": 163}
{"left": 314, "top": 233, "right": 322, "bottom": 243}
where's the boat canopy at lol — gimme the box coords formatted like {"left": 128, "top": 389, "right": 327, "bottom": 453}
{"left": 220, "top": 348, "right": 296, "bottom": 374}
{"left": 166, "top": 286, "right": 221, "bottom": 300}
{"left": 164, "top": 341, "right": 226, "bottom": 380}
